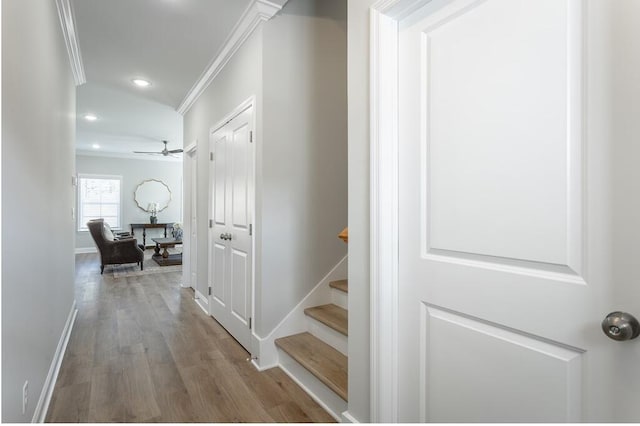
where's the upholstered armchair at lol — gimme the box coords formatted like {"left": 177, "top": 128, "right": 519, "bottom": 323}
{"left": 87, "top": 219, "right": 144, "bottom": 274}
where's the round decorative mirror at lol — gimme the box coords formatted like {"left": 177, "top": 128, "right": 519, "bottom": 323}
{"left": 134, "top": 179, "right": 172, "bottom": 213}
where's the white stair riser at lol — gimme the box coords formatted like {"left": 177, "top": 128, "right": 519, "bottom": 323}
{"left": 277, "top": 349, "right": 347, "bottom": 421}
{"left": 331, "top": 288, "right": 348, "bottom": 310}
{"left": 306, "top": 316, "right": 348, "bottom": 356}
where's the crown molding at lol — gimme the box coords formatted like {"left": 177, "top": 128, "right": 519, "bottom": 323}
{"left": 55, "top": 0, "right": 86, "bottom": 86}
{"left": 176, "top": 0, "right": 287, "bottom": 115}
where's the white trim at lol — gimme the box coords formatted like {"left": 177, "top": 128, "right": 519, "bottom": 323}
{"left": 54, "top": 0, "right": 85, "bottom": 86}
{"left": 341, "top": 411, "right": 362, "bottom": 423}
{"left": 75, "top": 247, "right": 97, "bottom": 254}
{"left": 370, "top": 0, "right": 433, "bottom": 422}
{"left": 182, "top": 140, "right": 197, "bottom": 290}
{"left": 210, "top": 96, "right": 256, "bottom": 134}
{"left": 251, "top": 255, "right": 348, "bottom": 369}
{"left": 184, "top": 141, "right": 198, "bottom": 154}
{"left": 194, "top": 289, "right": 209, "bottom": 314}
{"left": 33, "top": 300, "right": 78, "bottom": 422}
{"left": 176, "top": 0, "right": 286, "bottom": 115}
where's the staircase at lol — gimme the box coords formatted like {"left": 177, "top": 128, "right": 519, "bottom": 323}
{"left": 274, "top": 229, "right": 349, "bottom": 420}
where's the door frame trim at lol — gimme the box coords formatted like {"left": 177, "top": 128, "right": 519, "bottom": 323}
{"left": 207, "top": 95, "right": 257, "bottom": 350}
{"left": 183, "top": 139, "right": 198, "bottom": 290}
{"left": 370, "top": 0, "right": 431, "bottom": 422}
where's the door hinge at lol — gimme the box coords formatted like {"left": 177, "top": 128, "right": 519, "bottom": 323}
{"left": 210, "top": 152, "right": 214, "bottom": 161}
{"left": 208, "top": 287, "right": 212, "bottom": 296}
{"left": 249, "top": 224, "right": 252, "bottom": 236}
{"left": 249, "top": 131, "right": 253, "bottom": 143}
{"left": 209, "top": 219, "right": 213, "bottom": 228}
{"left": 249, "top": 317, "right": 252, "bottom": 329}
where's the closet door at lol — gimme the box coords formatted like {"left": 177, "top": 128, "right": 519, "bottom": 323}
{"left": 209, "top": 105, "right": 254, "bottom": 351}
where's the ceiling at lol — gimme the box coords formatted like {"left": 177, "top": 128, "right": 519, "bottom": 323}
{"left": 72, "top": 0, "right": 253, "bottom": 159}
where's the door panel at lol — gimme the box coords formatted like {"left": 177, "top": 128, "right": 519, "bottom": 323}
{"left": 214, "top": 135, "right": 227, "bottom": 225}
{"left": 209, "top": 104, "right": 254, "bottom": 352}
{"left": 397, "top": 0, "right": 607, "bottom": 421}
{"left": 212, "top": 243, "right": 226, "bottom": 306}
{"left": 231, "top": 248, "right": 249, "bottom": 323}
{"left": 418, "top": 0, "right": 583, "bottom": 270}
{"left": 231, "top": 123, "right": 250, "bottom": 228}
{"left": 420, "top": 305, "right": 582, "bottom": 422}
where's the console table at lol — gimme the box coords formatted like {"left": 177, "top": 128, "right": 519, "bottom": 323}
{"left": 130, "top": 223, "right": 173, "bottom": 247}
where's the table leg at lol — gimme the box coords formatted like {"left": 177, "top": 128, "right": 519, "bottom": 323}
{"left": 162, "top": 247, "right": 169, "bottom": 258}
{"left": 154, "top": 244, "right": 161, "bottom": 257}
{"left": 143, "top": 228, "right": 146, "bottom": 247}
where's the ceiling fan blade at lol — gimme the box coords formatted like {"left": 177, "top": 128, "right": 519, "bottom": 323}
{"left": 133, "top": 151, "right": 163, "bottom": 154}
{"left": 168, "top": 149, "right": 184, "bottom": 154}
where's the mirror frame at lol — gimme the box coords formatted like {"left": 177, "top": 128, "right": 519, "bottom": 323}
{"left": 134, "top": 179, "right": 172, "bottom": 213}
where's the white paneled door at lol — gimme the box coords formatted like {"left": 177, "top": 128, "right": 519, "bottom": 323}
{"left": 393, "top": 0, "right": 640, "bottom": 422}
{"left": 209, "top": 104, "right": 254, "bottom": 352}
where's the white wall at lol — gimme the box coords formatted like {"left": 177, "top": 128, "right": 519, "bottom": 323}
{"left": 75, "top": 155, "right": 183, "bottom": 250}
{"left": 183, "top": 26, "right": 264, "bottom": 307}
{"left": 183, "top": 0, "right": 347, "bottom": 340}
{"left": 260, "top": 0, "right": 347, "bottom": 334}
{"left": 2, "top": 0, "right": 76, "bottom": 421}
{"left": 347, "top": 0, "right": 375, "bottom": 422}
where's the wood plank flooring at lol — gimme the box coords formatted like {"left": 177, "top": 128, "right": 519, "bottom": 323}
{"left": 45, "top": 254, "right": 335, "bottom": 423}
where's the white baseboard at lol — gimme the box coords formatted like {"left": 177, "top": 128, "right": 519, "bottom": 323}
{"left": 75, "top": 247, "right": 97, "bottom": 254}
{"left": 32, "top": 300, "right": 78, "bottom": 422}
{"left": 341, "top": 411, "right": 361, "bottom": 423}
{"left": 194, "top": 289, "right": 209, "bottom": 314}
{"left": 252, "top": 255, "right": 348, "bottom": 369}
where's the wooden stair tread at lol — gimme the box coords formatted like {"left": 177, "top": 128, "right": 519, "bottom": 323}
{"left": 304, "top": 304, "right": 348, "bottom": 336}
{"left": 338, "top": 227, "right": 348, "bottom": 243}
{"left": 329, "top": 279, "right": 348, "bottom": 293}
{"left": 275, "top": 332, "right": 348, "bottom": 401}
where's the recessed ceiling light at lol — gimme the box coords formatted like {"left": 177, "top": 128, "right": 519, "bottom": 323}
{"left": 84, "top": 114, "right": 98, "bottom": 121}
{"left": 132, "top": 79, "right": 151, "bottom": 87}
{"left": 92, "top": 144, "right": 100, "bottom": 149}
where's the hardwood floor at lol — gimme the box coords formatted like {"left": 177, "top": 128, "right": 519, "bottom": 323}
{"left": 45, "top": 254, "right": 335, "bottom": 423}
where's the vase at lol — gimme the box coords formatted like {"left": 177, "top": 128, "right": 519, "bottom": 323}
{"left": 150, "top": 216, "right": 157, "bottom": 224}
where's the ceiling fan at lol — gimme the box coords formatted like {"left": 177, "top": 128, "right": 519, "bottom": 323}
{"left": 134, "top": 140, "right": 183, "bottom": 157}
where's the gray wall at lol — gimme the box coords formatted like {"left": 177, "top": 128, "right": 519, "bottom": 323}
{"left": 260, "top": 0, "right": 347, "bottom": 334}
{"left": 183, "top": 26, "right": 264, "bottom": 303}
{"left": 75, "top": 155, "right": 183, "bottom": 250}
{"left": 2, "top": 0, "right": 76, "bottom": 421}
{"left": 347, "top": 0, "right": 374, "bottom": 421}
{"left": 183, "top": 0, "right": 347, "bottom": 338}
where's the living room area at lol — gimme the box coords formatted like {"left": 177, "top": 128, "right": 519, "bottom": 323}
{"left": 74, "top": 82, "right": 185, "bottom": 278}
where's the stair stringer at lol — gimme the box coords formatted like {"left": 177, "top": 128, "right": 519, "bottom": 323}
{"left": 251, "top": 255, "right": 348, "bottom": 370}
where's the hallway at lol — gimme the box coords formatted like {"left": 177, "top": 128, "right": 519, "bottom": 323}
{"left": 45, "top": 254, "right": 334, "bottom": 422}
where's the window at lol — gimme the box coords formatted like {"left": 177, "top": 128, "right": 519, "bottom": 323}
{"left": 77, "top": 174, "right": 122, "bottom": 231}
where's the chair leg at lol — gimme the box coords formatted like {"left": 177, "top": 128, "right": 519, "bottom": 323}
{"left": 100, "top": 264, "right": 104, "bottom": 274}
{"left": 140, "top": 260, "right": 144, "bottom": 271}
